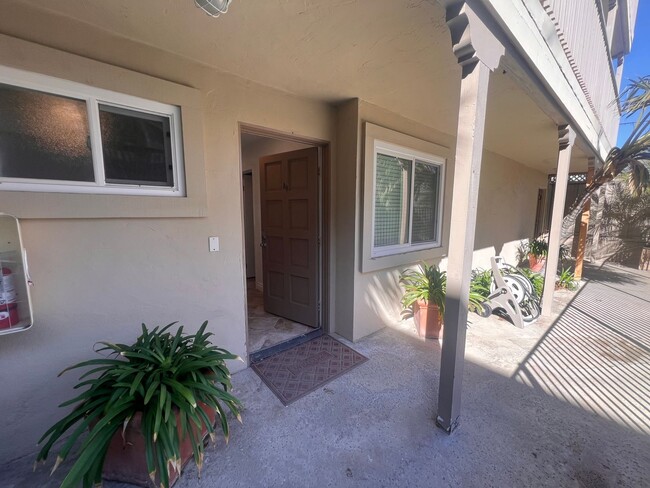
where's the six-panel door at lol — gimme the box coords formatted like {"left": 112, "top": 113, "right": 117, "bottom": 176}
{"left": 260, "top": 147, "right": 319, "bottom": 327}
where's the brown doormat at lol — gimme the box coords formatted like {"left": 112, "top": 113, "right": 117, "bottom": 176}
{"left": 251, "top": 335, "right": 368, "bottom": 405}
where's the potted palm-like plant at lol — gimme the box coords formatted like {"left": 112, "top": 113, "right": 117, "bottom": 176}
{"left": 400, "top": 263, "right": 446, "bottom": 339}
{"left": 36, "top": 322, "right": 242, "bottom": 488}
{"left": 528, "top": 237, "right": 549, "bottom": 272}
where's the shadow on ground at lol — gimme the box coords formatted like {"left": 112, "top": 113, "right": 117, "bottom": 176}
{"left": 2, "top": 264, "right": 649, "bottom": 487}
{"left": 514, "top": 263, "right": 650, "bottom": 436}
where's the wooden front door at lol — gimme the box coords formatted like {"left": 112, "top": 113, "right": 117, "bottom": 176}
{"left": 260, "top": 147, "right": 319, "bottom": 327}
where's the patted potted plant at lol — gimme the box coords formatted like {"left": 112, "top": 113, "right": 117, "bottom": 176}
{"left": 36, "top": 321, "right": 243, "bottom": 488}
{"left": 400, "top": 263, "right": 446, "bottom": 339}
{"left": 528, "top": 237, "right": 549, "bottom": 272}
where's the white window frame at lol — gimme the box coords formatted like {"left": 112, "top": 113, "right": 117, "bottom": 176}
{"left": 371, "top": 139, "right": 445, "bottom": 258}
{"left": 0, "top": 65, "right": 185, "bottom": 197}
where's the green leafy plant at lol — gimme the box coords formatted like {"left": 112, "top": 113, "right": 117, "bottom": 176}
{"left": 528, "top": 238, "right": 549, "bottom": 258}
{"left": 556, "top": 267, "right": 578, "bottom": 290}
{"left": 36, "top": 322, "right": 243, "bottom": 488}
{"left": 468, "top": 269, "right": 492, "bottom": 313}
{"left": 400, "top": 263, "right": 446, "bottom": 313}
{"left": 517, "top": 267, "right": 545, "bottom": 297}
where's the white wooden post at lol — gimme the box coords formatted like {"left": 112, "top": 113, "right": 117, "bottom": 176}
{"left": 541, "top": 125, "right": 575, "bottom": 316}
{"left": 436, "top": 1, "right": 504, "bottom": 433}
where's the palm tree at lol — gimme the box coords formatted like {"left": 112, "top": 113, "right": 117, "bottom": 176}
{"left": 559, "top": 76, "right": 650, "bottom": 243}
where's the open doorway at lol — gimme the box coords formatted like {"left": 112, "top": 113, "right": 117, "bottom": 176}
{"left": 240, "top": 127, "right": 328, "bottom": 361}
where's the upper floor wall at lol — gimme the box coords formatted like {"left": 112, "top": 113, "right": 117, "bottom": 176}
{"left": 483, "top": 0, "right": 638, "bottom": 160}
{"left": 607, "top": 0, "right": 639, "bottom": 61}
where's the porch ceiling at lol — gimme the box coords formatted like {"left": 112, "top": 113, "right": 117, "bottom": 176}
{"left": 6, "top": 0, "right": 588, "bottom": 173}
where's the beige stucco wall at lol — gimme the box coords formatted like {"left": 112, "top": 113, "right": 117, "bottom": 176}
{"left": 0, "top": 25, "right": 336, "bottom": 460}
{"left": 351, "top": 101, "right": 456, "bottom": 341}
{"left": 333, "top": 100, "right": 360, "bottom": 341}
{"left": 338, "top": 100, "right": 547, "bottom": 342}
{"left": 472, "top": 151, "right": 548, "bottom": 267}
{"left": 0, "top": 4, "right": 550, "bottom": 462}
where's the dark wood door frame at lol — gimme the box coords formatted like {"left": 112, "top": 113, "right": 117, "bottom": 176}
{"left": 239, "top": 123, "right": 331, "bottom": 359}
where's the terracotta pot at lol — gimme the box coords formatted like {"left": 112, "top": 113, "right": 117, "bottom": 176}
{"left": 528, "top": 254, "right": 546, "bottom": 272}
{"left": 413, "top": 299, "right": 443, "bottom": 339}
{"left": 102, "top": 402, "right": 216, "bottom": 487}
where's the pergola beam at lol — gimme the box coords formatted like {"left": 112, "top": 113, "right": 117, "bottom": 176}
{"left": 574, "top": 160, "right": 595, "bottom": 280}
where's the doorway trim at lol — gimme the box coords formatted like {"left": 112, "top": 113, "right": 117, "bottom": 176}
{"left": 238, "top": 123, "right": 331, "bottom": 362}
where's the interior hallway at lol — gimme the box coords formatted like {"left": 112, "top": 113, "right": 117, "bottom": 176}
{"left": 246, "top": 279, "right": 314, "bottom": 353}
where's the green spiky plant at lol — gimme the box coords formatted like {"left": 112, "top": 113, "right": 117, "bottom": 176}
{"left": 468, "top": 269, "right": 492, "bottom": 314}
{"left": 556, "top": 267, "right": 578, "bottom": 291}
{"left": 36, "top": 322, "right": 243, "bottom": 488}
{"left": 400, "top": 263, "right": 446, "bottom": 313}
{"left": 517, "top": 267, "right": 545, "bottom": 298}
{"left": 528, "top": 238, "right": 549, "bottom": 258}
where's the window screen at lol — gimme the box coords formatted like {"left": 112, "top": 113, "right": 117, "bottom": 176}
{"left": 0, "top": 83, "right": 94, "bottom": 182}
{"left": 374, "top": 153, "right": 412, "bottom": 247}
{"left": 372, "top": 148, "right": 443, "bottom": 256}
{"left": 99, "top": 104, "right": 174, "bottom": 186}
{"left": 411, "top": 161, "right": 440, "bottom": 244}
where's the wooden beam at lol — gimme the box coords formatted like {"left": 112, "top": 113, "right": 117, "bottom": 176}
{"left": 574, "top": 162, "right": 595, "bottom": 280}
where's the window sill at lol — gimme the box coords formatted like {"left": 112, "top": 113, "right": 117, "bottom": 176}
{"left": 363, "top": 245, "right": 448, "bottom": 273}
{"left": 371, "top": 242, "right": 441, "bottom": 259}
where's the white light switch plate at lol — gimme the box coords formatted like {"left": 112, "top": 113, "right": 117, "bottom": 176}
{"left": 209, "top": 237, "right": 220, "bottom": 252}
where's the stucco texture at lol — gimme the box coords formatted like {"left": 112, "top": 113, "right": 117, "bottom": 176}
{"left": 0, "top": 31, "right": 335, "bottom": 461}
{"left": 0, "top": 3, "right": 549, "bottom": 463}
{"left": 339, "top": 101, "right": 547, "bottom": 341}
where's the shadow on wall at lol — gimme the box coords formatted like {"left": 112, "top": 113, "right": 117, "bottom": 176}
{"left": 360, "top": 239, "right": 528, "bottom": 334}
{"left": 513, "top": 271, "right": 650, "bottom": 435}
{"left": 470, "top": 239, "right": 529, "bottom": 269}
{"left": 589, "top": 183, "right": 650, "bottom": 269}
{"left": 597, "top": 237, "right": 646, "bottom": 269}
{"left": 362, "top": 269, "right": 405, "bottom": 328}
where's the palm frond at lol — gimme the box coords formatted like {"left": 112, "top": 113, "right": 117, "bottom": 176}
{"left": 559, "top": 78, "right": 650, "bottom": 243}
{"left": 619, "top": 76, "right": 650, "bottom": 117}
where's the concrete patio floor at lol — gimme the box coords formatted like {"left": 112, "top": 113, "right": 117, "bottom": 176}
{"left": 2, "top": 264, "right": 649, "bottom": 487}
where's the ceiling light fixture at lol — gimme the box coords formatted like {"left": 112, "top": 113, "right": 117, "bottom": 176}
{"left": 194, "top": 0, "right": 232, "bottom": 17}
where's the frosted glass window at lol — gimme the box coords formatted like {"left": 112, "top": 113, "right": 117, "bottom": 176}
{"left": 0, "top": 83, "right": 94, "bottom": 182}
{"left": 99, "top": 104, "right": 174, "bottom": 186}
{"left": 0, "top": 67, "right": 185, "bottom": 196}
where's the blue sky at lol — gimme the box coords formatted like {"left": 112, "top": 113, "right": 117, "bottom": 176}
{"left": 617, "top": 1, "right": 649, "bottom": 145}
